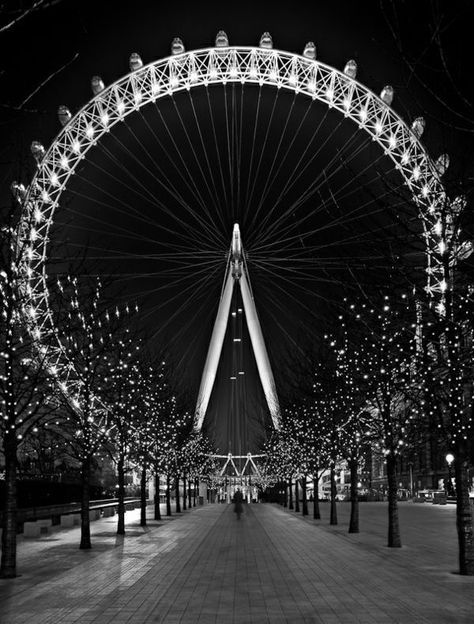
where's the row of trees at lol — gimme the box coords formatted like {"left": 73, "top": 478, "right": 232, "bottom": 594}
{"left": 265, "top": 281, "right": 474, "bottom": 575}
{"left": 0, "top": 199, "right": 217, "bottom": 578}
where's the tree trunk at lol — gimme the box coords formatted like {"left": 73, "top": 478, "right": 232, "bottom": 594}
{"left": 0, "top": 435, "right": 18, "bottom": 578}
{"left": 302, "top": 475, "right": 308, "bottom": 516}
{"left": 295, "top": 479, "right": 300, "bottom": 513}
{"left": 313, "top": 476, "right": 321, "bottom": 520}
{"left": 330, "top": 463, "right": 338, "bottom": 526}
{"left": 288, "top": 477, "right": 294, "bottom": 510}
{"left": 283, "top": 481, "right": 288, "bottom": 508}
{"left": 175, "top": 474, "right": 181, "bottom": 513}
{"left": 193, "top": 478, "right": 197, "bottom": 507}
{"left": 154, "top": 471, "right": 161, "bottom": 521}
{"left": 188, "top": 479, "right": 192, "bottom": 508}
{"left": 80, "top": 455, "right": 92, "bottom": 549}
{"left": 140, "top": 461, "right": 147, "bottom": 527}
{"left": 182, "top": 473, "right": 187, "bottom": 510}
{"left": 166, "top": 473, "right": 172, "bottom": 516}
{"left": 348, "top": 457, "right": 360, "bottom": 534}
{"left": 387, "top": 452, "right": 401, "bottom": 547}
{"left": 117, "top": 452, "right": 126, "bottom": 535}
{"left": 454, "top": 442, "right": 474, "bottom": 574}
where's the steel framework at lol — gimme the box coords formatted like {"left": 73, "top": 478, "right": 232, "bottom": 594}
{"left": 17, "top": 38, "right": 449, "bottom": 402}
{"left": 194, "top": 224, "right": 280, "bottom": 431}
{"left": 213, "top": 453, "right": 265, "bottom": 478}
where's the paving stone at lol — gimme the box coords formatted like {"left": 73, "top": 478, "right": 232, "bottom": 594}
{"left": 1, "top": 502, "right": 474, "bottom": 622}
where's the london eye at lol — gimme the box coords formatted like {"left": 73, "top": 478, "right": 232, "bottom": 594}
{"left": 18, "top": 32, "right": 447, "bottom": 464}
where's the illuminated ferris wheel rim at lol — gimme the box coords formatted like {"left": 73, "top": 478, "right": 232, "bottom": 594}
{"left": 19, "top": 40, "right": 448, "bottom": 393}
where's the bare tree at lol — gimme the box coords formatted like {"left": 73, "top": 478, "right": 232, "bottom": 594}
{"left": 51, "top": 275, "right": 124, "bottom": 549}
{"left": 0, "top": 197, "right": 56, "bottom": 578}
{"left": 345, "top": 294, "right": 426, "bottom": 547}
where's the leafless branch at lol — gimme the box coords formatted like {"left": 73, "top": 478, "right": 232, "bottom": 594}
{"left": 0, "top": 0, "right": 48, "bottom": 33}
{"left": 16, "top": 51, "right": 79, "bottom": 110}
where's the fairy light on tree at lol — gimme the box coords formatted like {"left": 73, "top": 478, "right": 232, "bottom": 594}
{"left": 105, "top": 323, "right": 141, "bottom": 536}
{"left": 0, "top": 195, "right": 58, "bottom": 579}
{"left": 344, "top": 293, "right": 426, "bottom": 548}
{"left": 282, "top": 400, "right": 333, "bottom": 518}
{"left": 421, "top": 192, "right": 474, "bottom": 574}
{"left": 131, "top": 364, "right": 160, "bottom": 527}
{"left": 52, "top": 275, "right": 125, "bottom": 549}
{"left": 263, "top": 428, "right": 301, "bottom": 510}
{"left": 322, "top": 312, "right": 378, "bottom": 533}
{"left": 179, "top": 432, "right": 216, "bottom": 508}
{"left": 172, "top": 412, "right": 195, "bottom": 514}
{"left": 305, "top": 369, "right": 344, "bottom": 526}
{"left": 130, "top": 358, "right": 185, "bottom": 524}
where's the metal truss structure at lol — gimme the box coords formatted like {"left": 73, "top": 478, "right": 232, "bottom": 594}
{"left": 194, "top": 224, "right": 280, "bottom": 431}
{"left": 17, "top": 34, "right": 449, "bottom": 402}
{"left": 213, "top": 453, "right": 265, "bottom": 478}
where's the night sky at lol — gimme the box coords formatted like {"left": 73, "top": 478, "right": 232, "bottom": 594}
{"left": 1, "top": 0, "right": 473, "bottom": 455}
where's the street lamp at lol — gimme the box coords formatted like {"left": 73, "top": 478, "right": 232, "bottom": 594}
{"left": 408, "top": 461, "right": 414, "bottom": 498}
{"left": 446, "top": 453, "right": 455, "bottom": 497}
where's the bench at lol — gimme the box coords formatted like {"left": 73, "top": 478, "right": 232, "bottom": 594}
{"left": 23, "top": 519, "right": 51, "bottom": 537}
{"left": 60, "top": 514, "right": 76, "bottom": 528}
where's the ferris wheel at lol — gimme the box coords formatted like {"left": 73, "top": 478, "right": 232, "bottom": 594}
{"left": 16, "top": 30, "right": 449, "bottom": 417}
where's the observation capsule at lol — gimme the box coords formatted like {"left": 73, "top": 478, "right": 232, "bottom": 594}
{"left": 451, "top": 195, "right": 467, "bottom": 215}
{"left": 344, "top": 59, "right": 357, "bottom": 79}
{"left": 435, "top": 153, "right": 450, "bottom": 176}
{"left": 58, "top": 105, "right": 72, "bottom": 127}
{"left": 171, "top": 37, "right": 185, "bottom": 55}
{"left": 457, "top": 240, "right": 473, "bottom": 261}
{"left": 129, "top": 52, "right": 143, "bottom": 72}
{"left": 380, "top": 85, "right": 394, "bottom": 106}
{"left": 303, "top": 41, "right": 316, "bottom": 60}
{"left": 215, "top": 30, "right": 229, "bottom": 47}
{"left": 259, "top": 32, "right": 273, "bottom": 49}
{"left": 411, "top": 116, "right": 426, "bottom": 139}
{"left": 10, "top": 181, "right": 27, "bottom": 202}
{"left": 31, "top": 140, "right": 45, "bottom": 163}
{"left": 91, "top": 76, "right": 105, "bottom": 95}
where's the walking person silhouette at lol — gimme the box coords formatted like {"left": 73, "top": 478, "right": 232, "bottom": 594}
{"left": 233, "top": 488, "right": 244, "bottom": 520}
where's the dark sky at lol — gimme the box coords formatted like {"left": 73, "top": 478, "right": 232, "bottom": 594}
{"left": 1, "top": 0, "right": 472, "bottom": 454}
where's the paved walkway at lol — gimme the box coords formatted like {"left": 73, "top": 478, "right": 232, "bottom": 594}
{"left": 1, "top": 501, "right": 473, "bottom": 623}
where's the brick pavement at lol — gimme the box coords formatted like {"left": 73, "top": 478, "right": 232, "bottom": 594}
{"left": 0, "top": 501, "right": 473, "bottom": 623}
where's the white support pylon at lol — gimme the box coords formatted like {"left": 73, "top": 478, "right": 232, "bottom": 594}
{"left": 194, "top": 224, "right": 281, "bottom": 432}
{"left": 193, "top": 269, "right": 234, "bottom": 431}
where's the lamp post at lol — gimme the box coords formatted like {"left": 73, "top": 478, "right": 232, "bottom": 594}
{"left": 446, "top": 453, "right": 455, "bottom": 497}
{"left": 408, "top": 461, "right": 414, "bottom": 498}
